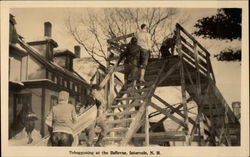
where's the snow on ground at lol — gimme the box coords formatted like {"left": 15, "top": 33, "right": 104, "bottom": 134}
{"left": 9, "top": 128, "right": 42, "bottom": 146}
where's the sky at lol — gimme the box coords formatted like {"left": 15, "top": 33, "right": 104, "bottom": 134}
{"left": 10, "top": 8, "right": 241, "bottom": 107}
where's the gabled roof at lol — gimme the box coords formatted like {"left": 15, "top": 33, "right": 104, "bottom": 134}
{"left": 18, "top": 38, "right": 89, "bottom": 88}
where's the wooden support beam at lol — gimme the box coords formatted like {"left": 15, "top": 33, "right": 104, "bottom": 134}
{"left": 121, "top": 60, "right": 168, "bottom": 146}
{"left": 150, "top": 104, "right": 183, "bottom": 132}
{"left": 153, "top": 95, "right": 196, "bottom": 125}
{"left": 176, "top": 26, "right": 191, "bottom": 146}
{"left": 145, "top": 105, "right": 150, "bottom": 146}
{"left": 184, "top": 63, "right": 195, "bottom": 87}
{"left": 150, "top": 102, "right": 187, "bottom": 129}
{"left": 158, "top": 62, "right": 180, "bottom": 85}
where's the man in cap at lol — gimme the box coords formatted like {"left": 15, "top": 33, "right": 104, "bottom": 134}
{"left": 46, "top": 91, "right": 78, "bottom": 146}
{"left": 135, "top": 24, "right": 152, "bottom": 83}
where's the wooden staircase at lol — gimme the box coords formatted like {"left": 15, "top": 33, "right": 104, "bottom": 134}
{"left": 101, "top": 60, "right": 168, "bottom": 146}
{"left": 95, "top": 23, "right": 240, "bottom": 146}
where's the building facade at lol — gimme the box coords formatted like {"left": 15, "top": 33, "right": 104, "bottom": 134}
{"left": 9, "top": 14, "right": 89, "bottom": 138}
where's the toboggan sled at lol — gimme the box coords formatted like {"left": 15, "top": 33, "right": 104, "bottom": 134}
{"left": 33, "top": 105, "right": 97, "bottom": 146}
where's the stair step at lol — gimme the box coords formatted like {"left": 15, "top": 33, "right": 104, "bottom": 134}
{"left": 107, "top": 118, "right": 133, "bottom": 124}
{"left": 110, "top": 102, "right": 143, "bottom": 109}
{"left": 114, "top": 95, "right": 145, "bottom": 101}
{"left": 108, "top": 127, "right": 128, "bottom": 132}
{"left": 136, "top": 81, "right": 154, "bottom": 86}
{"left": 103, "top": 136, "right": 123, "bottom": 141}
{"left": 120, "top": 88, "right": 150, "bottom": 94}
{"left": 106, "top": 110, "right": 138, "bottom": 116}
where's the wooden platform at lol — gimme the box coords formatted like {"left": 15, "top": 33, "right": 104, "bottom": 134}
{"left": 145, "top": 56, "right": 209, "bottom": 87}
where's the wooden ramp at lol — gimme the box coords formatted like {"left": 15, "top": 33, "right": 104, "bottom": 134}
{"left": 95, "top": 23, "right": 240, "bottom": 146}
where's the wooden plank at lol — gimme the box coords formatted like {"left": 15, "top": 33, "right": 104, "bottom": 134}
{"left": 158, "top": 62, "right": 180, "bottom": 85}
{"left": 120, "top": 88, "right": 150, "bottom": 94}
{"left": 106, "top": 110, "right": 138, "bottom": 116}
{"left": 182, "top": 43, "right": 208, "bottom": 70}
{"left": 184, "top": 64, "right": 195, "bottom": 87}
{"left": 176, "top": 23, "right": 210, "bottom": 57}
{"left": 145, "top": 105, "right": 149, "bottom": 146}
{"left": 115, "top": 95, "right": 145, "bottom": 101}
{"left": 176, "top": 26, "right": 191, "bottom": 146}
{"left": 150, "top": 102, "right": 187, "bottom": 128}
{"left": 150, "top": 104, "right": 183, "bottom": 132}
{"left": 134, "top": 131, "right": 185, "bottom": 138}
{"left": 181, "top": 35, "right": 207, "bottom": 60}
{"left": 107, "top": 118, "right": 133, "bottom": 124}
{"left": 153, "top": 95, "right": 196, "bottom": 125}
{"left": 121, "top": 60, "right": 168, "bottom": 146}
{"left": 107, "top": 33, "right": 134, "bottom": 43}
{"left": 183, "top": 53, "right": 207, "bottom": 75}
{"left": 110, "top": 102, "right": 143, "bottom": 109}
{"left": 108, "top": 127, "right": 128, "bottom": 132}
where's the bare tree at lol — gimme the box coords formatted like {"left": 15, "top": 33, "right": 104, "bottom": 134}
{"left": 65, "top": 8, "right": 186, "bottom": 67}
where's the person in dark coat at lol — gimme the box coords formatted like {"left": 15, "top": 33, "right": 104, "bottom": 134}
{"left": 118, "top": 37, "right": 141, "bottom": 87}
{"left": 25, "top": 110, "right": 38, "bottom": 144}
{"left": 160, "top": 33, "right": 176, "bottom": 58}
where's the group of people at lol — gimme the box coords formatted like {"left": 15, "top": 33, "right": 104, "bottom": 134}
{"left": 118, "top": 24, "right": 152, "bottom": 87}
{"left": 118, "top": 23, "right": 176, "bottom": 87}
{"left": 45, "top": 85, "right": 107, "bottom": 147}
{"left": 10, "top": 23, "right": 176, "bottom": 147}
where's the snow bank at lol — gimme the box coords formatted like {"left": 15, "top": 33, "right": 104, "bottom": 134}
{"left": 9, "top": 128, "right": 42, "bottom": 146}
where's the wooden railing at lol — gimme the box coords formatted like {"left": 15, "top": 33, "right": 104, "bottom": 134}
{"left": 176, "top": 23, "right": 216, "bottom": 82}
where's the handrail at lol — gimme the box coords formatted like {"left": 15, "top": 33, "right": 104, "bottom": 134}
{"left": 107, "top": 33, "right": 134, "bottom": 43}
{"left": 98, "top": 60, "right": 121, "bottom": 89}
{"left": 176, "top": 23, "right": 210, "bottom": 57}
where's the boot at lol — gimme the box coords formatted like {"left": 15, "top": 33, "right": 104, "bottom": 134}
{"left": 27, "top": 133, "right": 33, "bottom": 144}
{"left": 139, "top": 68, "right": 146, "bottom": 83}
{"left": 95, "top": 134, "right": 104, "bottom": 147}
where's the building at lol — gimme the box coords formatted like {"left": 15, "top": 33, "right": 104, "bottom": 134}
{"left": 9, "top": 14, "right": 89, "bottom": 138}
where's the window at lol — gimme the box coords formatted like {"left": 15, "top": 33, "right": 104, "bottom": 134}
{"left": 13, "top": 94, "right": 32, "bottom": 121}
{"left": 54, "top": 76, "right": 58, "bottom": 83}
{"left": 9, "top": 56, "right": 21, "bottom": 81}
{"left": 50, "top": 95, "right": 58, "bottom": 109}
{"left": 70, "top": 82, "right": 73, "bottom": 90}
{"left": 64, "top": 80, "right": 67, "bottom": 87}
{"left": 75, "top": 85, "right": 78, "bottom": 92}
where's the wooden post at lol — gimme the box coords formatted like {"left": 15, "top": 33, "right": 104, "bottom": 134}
{"left": 193, "top": 42, "right": 205, "bottom": 145}
{"left": 145, "top": 105, "right": 149, "bottom": 146}
{"left": 176, "top": 25, "right": 190, "bottom": 146}
{"left": 105, "top": 47, "right": 111, "bottom": 109}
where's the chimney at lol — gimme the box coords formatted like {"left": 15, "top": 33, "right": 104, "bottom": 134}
{"left": 44, "top": 22, "right": 52, "bottom": 37}
{"left": 232, "top": 101, "right": 241, "bottom": 120}
{"left": 74, "top": 45, "right": 81, "bottom": 58}
{"left": 28, "top": 21, "right": 58, "bottom": 61}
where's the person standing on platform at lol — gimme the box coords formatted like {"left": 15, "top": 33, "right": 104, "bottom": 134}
{"left": 46, "top": 91, "right": 78, "bottom": 146}
{"left": 135, "top": 24, "right": 152, "bottom": 83}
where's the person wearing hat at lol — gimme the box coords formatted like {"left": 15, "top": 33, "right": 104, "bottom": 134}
{"left": 46, "top": 91, "right": 77, "bottom": 146}
{"left": 118, "top": 36, "right": 141, "bottom": 87}
{"left": 25, "top": 109, "right": 38, "bottom": 144}
{"left": 135, "top": 24, "right": 152, "bottom": 83}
